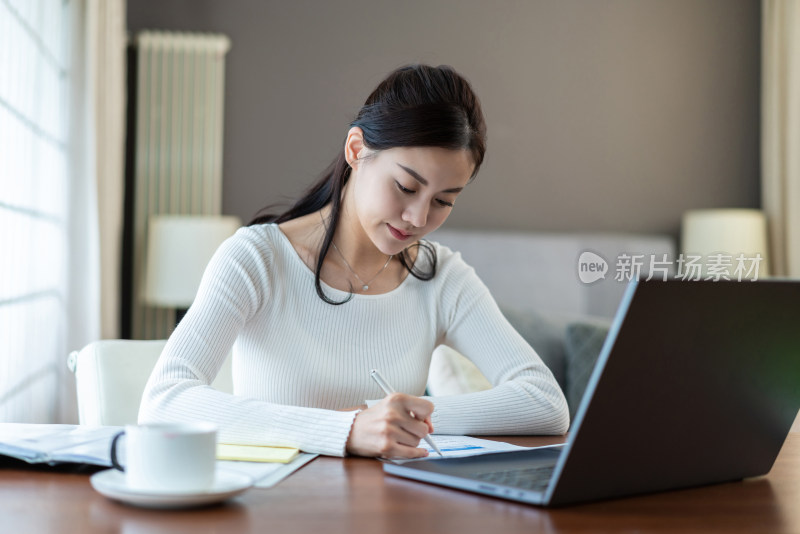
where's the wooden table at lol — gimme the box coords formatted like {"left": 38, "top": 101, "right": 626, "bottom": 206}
{"left": 3, "top": 433, "right": 799, "bottom": 533}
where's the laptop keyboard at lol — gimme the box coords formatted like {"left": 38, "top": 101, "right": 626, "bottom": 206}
{"left": 473, "top": 464, "right": 555, "bottom": 491}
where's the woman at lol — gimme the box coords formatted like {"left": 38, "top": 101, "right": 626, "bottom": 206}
{"left": 139, "top": 64, "right": 569, "bottom": 458}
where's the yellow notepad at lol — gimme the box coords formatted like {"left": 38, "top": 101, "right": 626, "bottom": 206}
{"left": 216, "top": 443, "right": 300, "bottom": 463}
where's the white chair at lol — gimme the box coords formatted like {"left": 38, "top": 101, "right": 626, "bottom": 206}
{"left": 67, "top": 339, "right": 233, "bottom": 426}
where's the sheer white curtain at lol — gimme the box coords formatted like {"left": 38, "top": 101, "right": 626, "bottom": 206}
{"left": 0, "top": 0, "right": 125, "bottom": 423}
{"left": 762, "top": 0, "right": 800, "bottom": 278}
{"left": 72, "top": 0, "right": 126, "bottom": 342}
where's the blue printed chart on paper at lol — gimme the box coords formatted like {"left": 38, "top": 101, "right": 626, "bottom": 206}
{"left": 415, "top": 435, "right": 532, "bottom": 459}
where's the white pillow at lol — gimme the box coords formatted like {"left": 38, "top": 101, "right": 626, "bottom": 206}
{"left": 427, "top": 345, "right": 492, "bottom": 396}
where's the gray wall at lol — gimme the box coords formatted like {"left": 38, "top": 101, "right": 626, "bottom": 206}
{"left": 128, "top": 0, "right": 761, "bottom": 238}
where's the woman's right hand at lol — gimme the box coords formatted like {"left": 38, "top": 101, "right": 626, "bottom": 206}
{"left": 345, "top": 392, "right": 435, "bottom": 458}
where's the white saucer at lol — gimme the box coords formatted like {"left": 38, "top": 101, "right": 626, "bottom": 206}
{"left": 90, "top": 468, "right": 254, "bottom": 509}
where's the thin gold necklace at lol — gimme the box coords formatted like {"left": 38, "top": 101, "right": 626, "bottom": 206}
{"left": 331, "top": 241, "right": 393, "bottom": 291}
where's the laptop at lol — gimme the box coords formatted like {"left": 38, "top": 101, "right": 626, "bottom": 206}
{"left": 384, "top": 279, "right": 800, "bottom": 506}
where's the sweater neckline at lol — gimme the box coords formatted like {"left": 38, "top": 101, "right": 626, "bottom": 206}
{"left": 271, "top": 224, "right": 418, "bottom": 300}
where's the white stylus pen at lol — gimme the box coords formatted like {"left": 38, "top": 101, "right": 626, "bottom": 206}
{"left": 370, "top": 369, "right": 444, "bottom": 457}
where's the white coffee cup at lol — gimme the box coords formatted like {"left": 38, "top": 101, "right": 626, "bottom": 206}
{"left": 110, "top": 422, "right": 218, "bottom": 493}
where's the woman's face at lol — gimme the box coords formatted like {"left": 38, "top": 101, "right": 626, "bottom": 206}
{"left": 348, "top": 145, "right": 474, "bottom": 255}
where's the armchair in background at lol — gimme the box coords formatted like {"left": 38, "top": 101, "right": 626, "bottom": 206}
{"left": 67, "top": 340, "right": 233, "bottom": 426}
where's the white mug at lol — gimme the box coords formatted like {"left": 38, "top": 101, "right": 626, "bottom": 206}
{"left": 110, "top": 422, "right": 218, "bottom": 493}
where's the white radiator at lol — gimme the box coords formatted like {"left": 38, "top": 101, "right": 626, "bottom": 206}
{"left": 131, "top": 31, "right": 231, "bottom": 340}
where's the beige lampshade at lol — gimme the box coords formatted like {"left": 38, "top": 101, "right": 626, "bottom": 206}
{"left": 680, "top": 209, "right": 770, "bottom": 279}
{"left": 144, "top": 215, "right": 241, "bottom": 307}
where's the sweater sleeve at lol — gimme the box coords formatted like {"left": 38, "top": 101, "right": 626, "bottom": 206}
{"left": 429, "top": 247, "right": 570, "bottom": 435}
{"left": 138, "top": 228, "right": 359, "bottom": 456}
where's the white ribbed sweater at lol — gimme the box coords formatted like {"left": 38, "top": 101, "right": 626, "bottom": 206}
{"left": 139, "top": 224, "right": 569, "bottom": 456}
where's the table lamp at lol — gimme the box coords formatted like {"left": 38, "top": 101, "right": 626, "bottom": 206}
{"left": 144, "top": 215, "right": 241, "bottom": 322}
{"left": 680, "top": 209, "right": 770, "bottom": 280}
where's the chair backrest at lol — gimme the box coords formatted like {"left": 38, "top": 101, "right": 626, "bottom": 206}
{"left": 67, "top": 339, "right": 233, "bottom": 426}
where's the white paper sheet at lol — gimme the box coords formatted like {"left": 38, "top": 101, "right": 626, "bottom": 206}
{"left": 408, "top": 435, "right": 532, "bottom": 461}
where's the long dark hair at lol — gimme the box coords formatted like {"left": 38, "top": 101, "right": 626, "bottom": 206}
{"left": 250, "top": 64, "right": 487, "bottom": 304}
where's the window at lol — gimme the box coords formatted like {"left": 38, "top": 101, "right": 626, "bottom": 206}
{"left": 0, "top": 0, "right": 72, "bottom": 422}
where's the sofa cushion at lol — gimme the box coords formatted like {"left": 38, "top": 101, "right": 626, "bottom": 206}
{"left": 427, "top": 345, "right": 492, "bottom": 396}
{"left": 564, "top": 319, "right": 611, "bottom": 421}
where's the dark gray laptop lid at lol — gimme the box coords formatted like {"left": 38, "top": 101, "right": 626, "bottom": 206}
{"left": 548, "top": 279, "right": 800, "bottom": 505}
